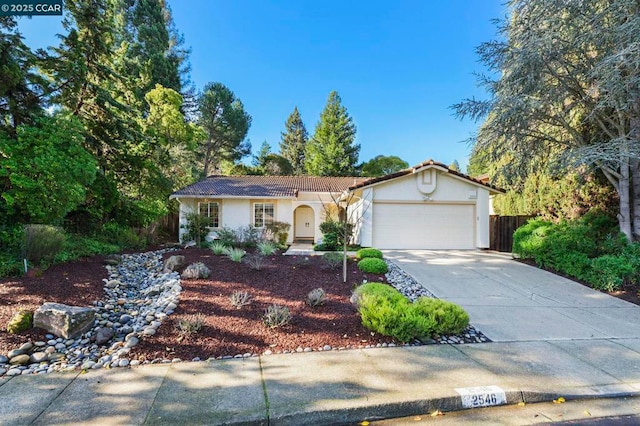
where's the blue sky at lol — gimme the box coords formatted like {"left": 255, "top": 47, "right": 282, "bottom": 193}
{"left": 17, "top": 1, "right": 504, "bottom": 172}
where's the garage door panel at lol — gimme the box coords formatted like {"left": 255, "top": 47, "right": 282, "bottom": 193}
{"left": 372, "top": 203, "right": 475, "bottom": 249}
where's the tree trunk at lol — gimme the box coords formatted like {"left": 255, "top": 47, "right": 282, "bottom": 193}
{"left": 619, "top": 148, "right": 633, "bottom": 241}
{"left": 630, "top": 107, "right": 640, "bottom": 241}
{"left": 203, "top": 140, "right": 213, "bottom": 177}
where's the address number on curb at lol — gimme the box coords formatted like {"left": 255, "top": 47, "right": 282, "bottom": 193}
{"left": 455, "top": 385, "right": 507, "bottom": 409}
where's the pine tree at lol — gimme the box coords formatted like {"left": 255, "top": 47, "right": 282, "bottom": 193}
{"left": 306, "top": 91, "right": 359, "bottom": 176}
{"left": 279, "top": 106, "right": 308, "bottom": 175}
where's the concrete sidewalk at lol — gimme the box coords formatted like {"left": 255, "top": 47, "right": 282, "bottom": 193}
{"left": 3, "top": 339, "right": 640, "bottom": 425}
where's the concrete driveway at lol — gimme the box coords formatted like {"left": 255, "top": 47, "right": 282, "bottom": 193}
{"left": 384, "top": 250, "right": 640, "bottom": 342}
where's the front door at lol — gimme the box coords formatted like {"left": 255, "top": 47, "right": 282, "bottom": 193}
{"left": 294, "top": 206, "right": 315, "bottom": 241}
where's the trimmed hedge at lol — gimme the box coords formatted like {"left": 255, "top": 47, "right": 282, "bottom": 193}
{"left": 355, "top": 283, "right": 470, "bottom": 342}
{"left": 357, "top": 257, "right": 388, "bottom": 274}
{"left": 356, "top": 248, "right": 383, "bottom": 260}
{"left": 512, "top": 211, "right": 639, "bottom": 291}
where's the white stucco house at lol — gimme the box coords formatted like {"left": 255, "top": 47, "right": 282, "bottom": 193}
{"left": 170, "top": 159, "right": 504, "bottom": 249}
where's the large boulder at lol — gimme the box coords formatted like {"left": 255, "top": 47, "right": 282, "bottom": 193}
{"left": 163, "top": 255, "right": 185, "bottom": 273}
{"left": 33, "top": 303, "right": 95, "bottom": 339}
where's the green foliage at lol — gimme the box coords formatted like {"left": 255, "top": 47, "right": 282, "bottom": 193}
{"left": 264, "top": 221, "right": 290, "bottom": 244}
{"left": 317, "top": 220, "right": 353, "bottom": 251}
{"left": 100, "top": 221, "right": 146, "bottom": 250}
{"left": 356, "top": 248, "right": 383, "bottom": 260}
{"left": 513, "top": 212, "right": 639, "bottom": 290}
{"left": 181, "top": 212, "right": 209, "bottom": 246}
{"left": 225, "top": 247, "right": 246, "bottom": 262}
{"left": 356, "top": 283, "right": 470, "bottom": 342}
{"left": 22, "top": 224, "right": 66, "bottom": 267}
{"left": 263, "top": 304, "right": 291, "bottom": 328}
{"left": 361, "top": 155, "right": 409, "bottom": 177}
{"left": 216, "top": 225, "right": 262, "bottom": 249}
{"left": 210, "top": 241, "right": 228, "bottom": 255}
{"left": 357, "top": 258, "right": 388, "bottom": 274}
{"left": 356, "top": 283, "right": 435, "bottom": 342}
{"left": 322, "top": 252, "right": 344, "bottom": 270}
{"left": 198, "top": 82, "right": 252, "bottom": 176}
{"left": 305, "top": 91, "right": 359, "bottom": 176}
{"left": 257, "top": 241, "right": 277, "bottom": 256}
{"left": 54, "top": 235, "right": 120, "bottom": 264}
{"left": 412, "top": 298, "right": 470, "bottom": 336}
{"left": 279, "top": 106, "right": 308, "bottom": 175}
{"left": 0, "top": 114, "right": 96, "bottom": 224}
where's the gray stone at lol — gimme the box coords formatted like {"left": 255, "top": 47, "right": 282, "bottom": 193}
{"left": 0, "top": 355, "right": 8, "bottom": 363}
{"left": 163, "top": 255, "right": 185, "bottom": 273}
{"left": 7, "top": 348, "right": 24, "bottom": 358}
{"left": 5, "top": 368, "right": 22, "bottom": 376}
{"left": 94, "top": 327, "right": 115, "bottom": 345}
{"left": 34, "top": 303, "right": 96, "bottom": 339}
{"left": 30, "top": 352, "right": 48, "bottom": 363}
{"left": 9, "top": 354, "right": 30, "bottom": 365}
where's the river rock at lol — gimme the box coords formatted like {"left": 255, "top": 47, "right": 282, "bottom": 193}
{"left": 94, "top": 327, "right": 115, "bottom": 345}
{"left": 6, "top": 309, "right": 34, "bottom": 334}
{"left": 34, "top": 303, "right": 96, "bottom": 339}
{"left": 9, "top": 354, "right": 30, "bottom": 365}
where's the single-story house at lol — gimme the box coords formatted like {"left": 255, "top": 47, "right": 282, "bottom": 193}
{"left": 170, "top": 159, "right": 504, "bottom": 249}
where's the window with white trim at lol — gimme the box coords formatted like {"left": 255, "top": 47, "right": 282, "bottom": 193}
{"left": 254, "top": 203, "right": 275, "bottom": 227}
{"left": 198, "top": 202, "right": 220, "bottom": 228}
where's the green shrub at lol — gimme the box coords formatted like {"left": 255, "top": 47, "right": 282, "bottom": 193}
{"left": 225, "top": 247, "right": 246, "bottom": 262}
{"left": 512, "top": 218, "right": 554, "bottom": 259}
{"left": 355, "top": 283, "right": 470, "bottom": 342}
{"left": 318, "top": 220, "right": 353, "bottom": 251}
{"left": 244, "top": 253, "right": 265, "bottom": 270}
{"left": 357, "top": 257, "right": 388, "bottom": 274}
{"left": 229, "top": 290, "right": 252, "bottom": 308}
{"left": 22, "top": 224, "right": 66, "bottom": 266}
{"left": 100, "top": 221, "right": 146, "bottom": 250}
{"left": 356, "top": 248, "right": 383, "bottom": 260}
{"left": 216, "top": 225, "right": 263, "bottom": 249}
{"left": 210, "top": 241, "right": 228, "bottom": 255}
{"left": 265, "top": 221, "right": 290, "bottom": 245}
{"left": 356, "top": 283, "right": 435, "bottom": 342}
{"left": 54, "top": 235, "right": 120, "bottom": 263}
{"left": 590, "top": 255, "right": 634, "bottom": 291}
{"left": 257, "top": 241, "right": 277, "bottom": 256}
{"left": 174, "top": 313, "right": 205, "bottom": 337}
{"left": 322, "top": 252, "right": 344, "bottom": 270}
{"left": 181, "top": 212, "right": 209, "bottom": 246}
{"left": 412, "top": 298, "right": 469, "bottom": 335}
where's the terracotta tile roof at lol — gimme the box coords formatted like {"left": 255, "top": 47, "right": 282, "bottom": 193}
{"left": 348, "top": 159, "right": 506, "bottom": 193}
{"left": 171, "top": 175, "right": 368, "bottom": 198}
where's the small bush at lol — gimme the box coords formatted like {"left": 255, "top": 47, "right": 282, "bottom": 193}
{"left": 318, "top": 220, "right": 354, "bottom": 251}
{"left": 210, "top": 241, "right": 228, "bottom": 255}
{"left": 590, "top": 255, "right": 634, "bottom": 292}
{"left": 413, "top": 298, "right": 469, "bottom": 335}
{"left": 23, "top": 224, "right": 66, "bottom": 266}
{"left": 265, "top": 221, "right": 290, "bottom": 245}
{"left": 174, "top": 313, "right": 205, "bottom": 337}
{"left": 263, "top": 304, "right": 291, "bottom": 328}
{"left": 181, "top": 212, "right": 209, "bottom": 247}
{"left": 306, "top": 288, "right": 326, "bottom": 307}
{"left": 215, "top": 227, "right": 237, "bottom": 248}
{"left": 357, "top": 257, "right": 388, "bottom": 274}
{"left": 355, "top": 283, "right": 469, "bottom": 342}
{"left": 356, "top": 248, "right": 383, "bottom": 260}
{"left": 322, "top": 252, "right": 344, "bottom": 270}
{"left": 181, "top": 262, "right": 211, "bottom": 279}
{"left": 244, "top": 253, "right": 265, "bottom": 270}
{"left": 229, "top": 290, "right": 252, "bottom": 308}
{"left": 225, "top": 247, "right": 246, "bottom": 262}
{"left": 100, "top": 221, "right": 146, "bottom": 250}
{"left": 257, "top": 241, "right": 277, "bottom": 256}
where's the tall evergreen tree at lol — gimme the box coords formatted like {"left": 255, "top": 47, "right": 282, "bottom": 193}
{"left": 198, "top": 82, "right": 251, "bottom": 177}
{"left": 306, "top": 91, "right": 359, "bottom": 176}
{"left": 279, "top": 106, "right": 308, "bottom": 175}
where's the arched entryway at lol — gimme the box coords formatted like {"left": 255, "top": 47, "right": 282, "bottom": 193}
{"left": 294, "top": 206, "right": 315, "bottom": 242}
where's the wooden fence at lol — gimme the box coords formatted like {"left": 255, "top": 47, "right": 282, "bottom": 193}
{"left": 489, "top": 215, "right": 535, "bottom": 252}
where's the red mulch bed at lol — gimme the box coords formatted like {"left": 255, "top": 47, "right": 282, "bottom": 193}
{"left": 0, "top": 248, "right": 395, "bottom": 360}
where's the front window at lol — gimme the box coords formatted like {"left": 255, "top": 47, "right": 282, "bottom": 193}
{"left": 199, "top": 202, "right": 219, "bottom": 228}
{"left": 254, "top": 203, "right": 275, "bottom": 227}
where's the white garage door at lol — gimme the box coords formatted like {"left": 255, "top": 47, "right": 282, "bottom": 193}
{"left": 372, "top": 203, "right": 475, "bottom": 249}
